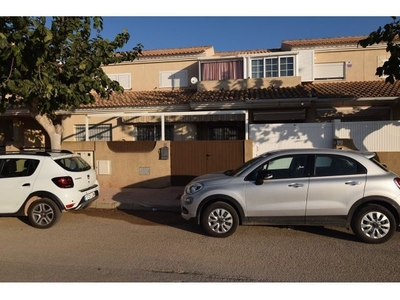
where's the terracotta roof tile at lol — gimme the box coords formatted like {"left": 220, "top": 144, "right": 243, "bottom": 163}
{"left": 214, "top": 49, "right": 273, "bottom": 56}
{"left": 139, "top": 46, "right": 212, "bottom": 58}
{"left": 84, "top": 81, "right": 400, "bottom": 109}
{"left": 282, "top": 36, "right": 368, "bottom": 48}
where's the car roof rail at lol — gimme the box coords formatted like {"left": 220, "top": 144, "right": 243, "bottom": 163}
{"left": 0, "top": 148, "right": 74, "bottom": 156}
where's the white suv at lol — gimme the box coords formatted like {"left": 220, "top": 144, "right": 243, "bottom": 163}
{"left": 0, "top": 150, "right": 100, "bottom": 228}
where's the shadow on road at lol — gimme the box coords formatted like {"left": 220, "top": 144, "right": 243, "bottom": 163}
{"left": 73, "top": 208, "right": 360, "bottom": 242}
{"left": 288, "top": 225, "right": 358, "bottom": 242}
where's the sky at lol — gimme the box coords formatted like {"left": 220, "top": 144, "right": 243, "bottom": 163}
{"left": 98, "top": 16, "right": 395, "bottom": 52}
{"left": 6, "top": 0, "right": 400, "bottom": 54}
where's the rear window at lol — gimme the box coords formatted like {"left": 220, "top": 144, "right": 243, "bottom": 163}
{"left": 55, "top": 156, "right": 91, "bottom": 172}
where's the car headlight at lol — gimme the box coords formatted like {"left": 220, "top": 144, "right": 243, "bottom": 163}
{"left": 186, "top": 182, "right": 204, "bottom": 195}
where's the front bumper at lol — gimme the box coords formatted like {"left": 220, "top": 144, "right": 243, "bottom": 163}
{"left": 180, "top": 194, "right": 197, "bottom": 220}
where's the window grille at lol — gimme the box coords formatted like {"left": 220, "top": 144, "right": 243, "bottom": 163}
{"left": 210, "top": 127, "right": 237, "bottom": 140}
{"left": 75, "top": 125, "right": 112, "bottom": 141}
{"left": 136, "top": 125, "right": 173, "bottom": 141}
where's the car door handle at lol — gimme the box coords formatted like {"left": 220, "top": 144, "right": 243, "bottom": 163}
{"left": 22, "top": 183, "right": 31, "bottom": 187}
{"left": 288, "top": 183, "right": 304, "bottom": 188}
{"left": 345, "top": 181, "right": 361, "bottom": 186}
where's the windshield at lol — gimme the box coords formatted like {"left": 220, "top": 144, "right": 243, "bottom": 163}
{"left": 228, "top": 153, "right": 270, "bottom": 177}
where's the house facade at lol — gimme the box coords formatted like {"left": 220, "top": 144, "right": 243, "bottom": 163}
{"left": 58, "top": 36, "right": 395, "bottom": 146}
{"left": 3, "top": 35, "right": 400, "bottom": 187}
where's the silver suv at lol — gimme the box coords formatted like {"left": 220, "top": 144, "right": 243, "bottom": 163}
{"left": 0, "top": 150, "right": 99, "bottom": 228}
{"left": 181, "top": 148, "right": 400, "bottom": 244}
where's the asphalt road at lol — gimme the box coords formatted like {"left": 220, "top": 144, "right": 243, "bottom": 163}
{"left": 0, "top": 208, "right": 399, "bottom": 295}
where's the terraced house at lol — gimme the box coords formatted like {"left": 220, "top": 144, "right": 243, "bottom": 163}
{"left": 2, "top": 35, "right": 400, "bottom": 188}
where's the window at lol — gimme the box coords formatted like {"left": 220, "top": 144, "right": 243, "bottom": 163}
{"left": 159, "top": 70, "right": 188, "bottom": 88}
{"left": 0, "top": 159, "right": 40, "bottom": 177}
{"left": 251, "top": 56, "right": 294, "bottom": 78}
{"left": 265, "top": 58, "right": 278, "bottom": 77}
{"left": 210, "top": 127, "right": 237, "bottom": 140}
{"left": 201, "top": 61, "right": 244, "bottom": 80}
{"left": 249, "top": 154, "right": 308, "bottom": 181}
{"left": 251, "top": 59, "right": 264, "bottom": 78}
{"left": 135, "top": 125, "right": 173, "bottom": 141}
{"left": 107, "top": 73, "right": 131, "bottom": 89}
{"left": 55, "top": 157, "right": 91, "bottom": 172}
{"left": 314, "top": 155, "right": 367, "bottom": 176}
{"left": 314, "top": 63, "right": 345, "bottom": 80}
{"left": 75, "top": 125, "right": 112, "bottom": 141}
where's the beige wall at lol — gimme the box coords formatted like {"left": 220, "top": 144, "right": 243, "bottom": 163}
{"left": 314, "top": 47, "right": 389, "bottom": 82}
{"left": 198, "top": 77, "right": 302, "bottom": 91}
{"left": 61, "top": 140, "right": 254, "bottom": 189}
{"left": 102, "top": 60, "right": 200, "bottom": 91}
{"left": 62, "top": 141, "right": 171, "bottom": 188}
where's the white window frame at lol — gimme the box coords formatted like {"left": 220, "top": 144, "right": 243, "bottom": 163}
{"left": 107, "top": 73, "right": 131, "bottom": 89}
{"left": 250, "top": 56, "right": 295, "bottom": 78}
{"left": 159, "top": 70, "right": 188, "bottom": 88}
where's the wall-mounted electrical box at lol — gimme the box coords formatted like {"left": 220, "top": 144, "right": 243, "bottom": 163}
{"left": 159, "top": 146, "right": 169, "bottom": 160}
{"left": 97, "top": 160, "right": 111, "bottom": 175}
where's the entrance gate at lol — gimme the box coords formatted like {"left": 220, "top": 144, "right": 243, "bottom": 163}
{"left": 170, "top": 140, "right": 245, "bottom": 186}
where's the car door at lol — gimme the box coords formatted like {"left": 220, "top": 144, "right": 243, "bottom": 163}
{"left": 0, "top": 158, "right": 40, "bottom": 213}
{"left": 245, "top": 154, "right": 309, "bottom": 218}
{"left": 306, "top": 154, "right": 367, "bottom": 219}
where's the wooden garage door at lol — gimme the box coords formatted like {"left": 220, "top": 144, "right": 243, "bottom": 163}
{"left": 170, "top": 141, "right": 244, "bottom": 186}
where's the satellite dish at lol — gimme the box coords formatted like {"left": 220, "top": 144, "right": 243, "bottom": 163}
{"left": 190, "top": 77, "right": 198, "bottom": 84}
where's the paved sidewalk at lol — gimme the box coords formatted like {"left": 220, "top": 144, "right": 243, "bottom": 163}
{"left": 90, "top": 186, "right": 185, "bottom": 212}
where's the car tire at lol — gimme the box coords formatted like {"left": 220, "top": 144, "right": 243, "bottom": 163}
{"left": 201, "top": 201, "right": 239, "bottom": 238}
{"left": 351, "top": 204, "right": 396, "bottom": 244}
{"left": 28, "top": 198, "right": 61, "bottom": 229}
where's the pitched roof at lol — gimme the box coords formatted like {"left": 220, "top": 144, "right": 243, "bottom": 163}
{"left": 281, "top": 36, "right": 368, "bottom": 48}
{"left": 139, "top": 46, "right": 212, "bottom": 58}
{"left": 214, "top": 49, "right": 274, "bottom": 56}
{"left": 85, "top": 81, "right": 400, "bottom": 109}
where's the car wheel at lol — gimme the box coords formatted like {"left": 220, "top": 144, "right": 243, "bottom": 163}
{"left": 201, "top": 202, "right": 239, "bottom": 238}
{"left": 28, "top": 198, "right": 61, "bottom": 229}
{"left": 351, "top": 204, "right": 396, "bottom": 244}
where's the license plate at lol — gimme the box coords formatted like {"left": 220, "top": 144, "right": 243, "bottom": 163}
{"left": 85, "top": 191, "right": 96, "bottom": 201}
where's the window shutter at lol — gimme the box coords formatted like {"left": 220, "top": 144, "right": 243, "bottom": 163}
{"left": 314, "top": 63, "right": 345, "bottom": 80}
{"left": 106, "top": 73, "right": 131, "bottom": 89}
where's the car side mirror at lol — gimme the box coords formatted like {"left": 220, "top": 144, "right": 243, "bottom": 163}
{"left": 255, "top": 172, "right": 272, "bottom": 185}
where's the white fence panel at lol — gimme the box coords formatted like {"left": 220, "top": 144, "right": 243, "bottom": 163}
{"left": 335, "top": 120, "right": 400, "bottom": 151}
{"left": 250, "top": 123, "right": 333, "bottom": 157}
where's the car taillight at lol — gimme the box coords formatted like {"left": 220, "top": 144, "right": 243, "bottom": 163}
{"left": 394, "top": 178, "right": 400, "bottom": 188}
{"left": 52, "top": 176, "right": 74, "bottom": 188}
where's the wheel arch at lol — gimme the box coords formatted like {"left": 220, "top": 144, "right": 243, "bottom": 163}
{"left": 196, "top": 194, "right": 245, "bottom": 225}
{"left": 22, "top": 191, "right": 65, "bottom": 216}
{"left": 347, "top": 196, "right": 400, "bottom": 229}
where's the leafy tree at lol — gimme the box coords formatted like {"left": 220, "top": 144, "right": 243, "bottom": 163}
{"left": 358, "top": 17, "right": 400, "bottom": 84}
{"left": 0, "top": 17, "right": 142, "bottom": 149}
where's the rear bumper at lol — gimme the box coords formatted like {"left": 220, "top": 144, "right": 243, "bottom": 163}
{"left": 74, "top": 190, "right": 99, "bottom": 210}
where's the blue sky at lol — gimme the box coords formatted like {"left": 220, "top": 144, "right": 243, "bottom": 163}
{"left": 8, "top": 0, "right": 400, "bottom": 53}
{"left": 99, "top": 16, "right": 394, "bottom": 52}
